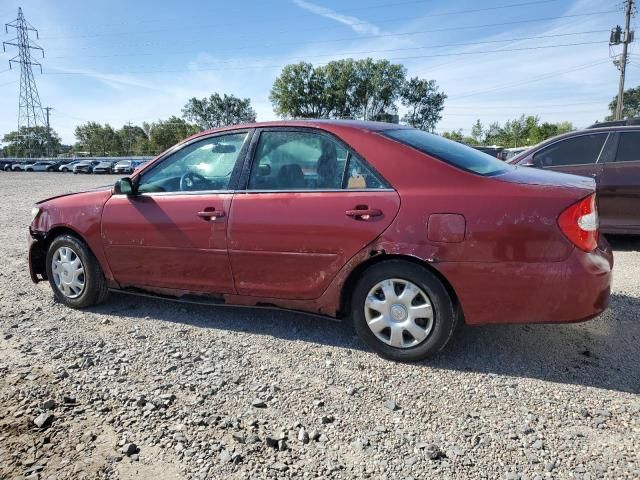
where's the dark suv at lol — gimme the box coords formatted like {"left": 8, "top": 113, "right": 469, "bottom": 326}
{"left": 509, "top": 126, "right": 640, "bottom": 235}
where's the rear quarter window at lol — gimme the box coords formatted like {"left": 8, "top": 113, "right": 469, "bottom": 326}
{"left": 382, "top": 128, "right": 510, "bottom": 176}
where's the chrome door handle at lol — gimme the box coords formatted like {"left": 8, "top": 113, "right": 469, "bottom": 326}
{"left": 346, "top": 208, "right": 382, "bottom": 220}
{"left": 197, "top": 209, "right": 225, "bottom": 219}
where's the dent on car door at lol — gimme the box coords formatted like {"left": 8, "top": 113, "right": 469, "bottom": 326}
{"left": 228, "top": 129, "right": 401, "bottom": 300}
{"left": 101, "top": 131, "right": 251, "bottom": 293}
{"left": 599, "top": 131, "right": 640, "bottom": 232}
{"left": 531, "top": 133, "right": 609, "bottom": 180}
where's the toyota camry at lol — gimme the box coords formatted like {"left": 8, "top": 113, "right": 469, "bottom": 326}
{"left": 28, "top": 120, "right": 613, "bottom": 361}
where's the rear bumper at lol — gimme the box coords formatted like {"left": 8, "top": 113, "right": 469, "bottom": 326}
{"left": 437, "top": 241, "right": 613, "bottom": 325}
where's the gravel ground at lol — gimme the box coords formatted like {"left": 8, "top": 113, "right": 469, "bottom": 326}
{"left": 0, "top": 172, "right": 638, "bottom": 480}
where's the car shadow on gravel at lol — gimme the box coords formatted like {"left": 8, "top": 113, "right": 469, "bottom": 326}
{"left": 91, "top": 291, "right": 640, "bottom": 394}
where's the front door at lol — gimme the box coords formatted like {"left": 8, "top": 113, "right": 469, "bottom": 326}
{"left": 101, "top": 131, "right": 251, "bottom": 293}
{"left": 228, "top": 128, "right": 401, "bottom": 300}
{"left": 599, "top": 131, "right": 640, "bottom": 233}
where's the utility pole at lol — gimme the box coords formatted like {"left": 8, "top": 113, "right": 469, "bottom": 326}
{"left": 3, "top": 8, "right": 46, "bottom": 157}
{"left": 126, "top": 121, "right": 132, "bottom": 156}
{"left": 612, "top": 0, "right": 635, "bottom": 120}
{"left": 44, "top": 106, "right": 52, "bottom": 157}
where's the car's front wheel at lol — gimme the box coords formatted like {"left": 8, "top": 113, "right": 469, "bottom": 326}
{"left": 351, "top": 260, "right": 458, "bottom": 362}
{"left": 45, "top": 234, "right": 109, "bottom": 308}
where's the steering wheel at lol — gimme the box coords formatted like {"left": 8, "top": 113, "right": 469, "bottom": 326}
{"left": 179, "top": 171, "right": 207, "bottom": 191}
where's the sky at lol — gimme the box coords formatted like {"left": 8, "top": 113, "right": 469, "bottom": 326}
{"left": 0, "top": 0, "right": 635, "bottom": 144}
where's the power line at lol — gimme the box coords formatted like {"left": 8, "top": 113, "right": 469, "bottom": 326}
{"left": 43, "top": 41, "right": 607, "bottom": 76}
{"left": 48, "top": 30, "right": 608, "bottom": 61}
{"left": 451, "top": 59, "right": 611, "bottom": 99}
{"left": 41, "top": 8, "right": 616, "bottom": 48}
{"left": 40, "top": 0, "right": 562, "bottom": 41}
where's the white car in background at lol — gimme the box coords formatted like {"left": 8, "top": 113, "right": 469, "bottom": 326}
{"left": 26, "top": 161, "right": 57, "bottom": 172}
{"left": 11, "top": 162, "right": 34, "bottom": 171}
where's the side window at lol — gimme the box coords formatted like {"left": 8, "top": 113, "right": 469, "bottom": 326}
{"left": 248, "top": 131, "right": 348, "bottom": 190}
{"left": 138, "top": 132, "right": 248, "bottom": 193}
{"left": 344, "top": 155, "right": 387, "bottom": 189}
{"left": 533, "top": 134, "right": 606, "bottom": 167}
{"left": 615, "top": 132, "right": 640, "bottom": 162}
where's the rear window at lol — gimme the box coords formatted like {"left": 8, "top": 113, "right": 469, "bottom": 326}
{"left": 382, "top": 128, "right": 510, "bottom": 176}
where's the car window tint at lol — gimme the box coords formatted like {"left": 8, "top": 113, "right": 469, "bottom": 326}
{"left": 533, "top": 134, "right": 606, "bottom": 167}
{"left": 615, "top": 132, "right": 640, "bottom": 162}
{"left": 382, "top": 128, "right": 509, "bottom": 176}
{"left": 344, "top": 155, "right": 387, "bottom": 189}
{"left": 248, "top": 131, "right": 349, "bottom": 190}
{"left": 138, "top": 133, "right": 247, "bottom": 193}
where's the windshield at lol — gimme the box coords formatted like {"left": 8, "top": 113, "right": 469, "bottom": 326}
{"left": 382, "top": 128, "right": 510, "bottom": 176}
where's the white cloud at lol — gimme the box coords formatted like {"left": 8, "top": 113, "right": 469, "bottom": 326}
{"left": 292, "top": 0, "right": 381, "bottom": 35}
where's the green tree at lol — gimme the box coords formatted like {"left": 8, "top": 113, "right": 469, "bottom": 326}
{"left": 354, "top": 58, "right": 406, "bottom": 121}
{"left": 607, "top": 85, "right": 640, "bottom": 120}
{"left": 270, "top": 58, "right": 408, "bottom": 121}
{"left": 2, "top": 126, "right": 61, "bottom": 157}
{"left": 470, "top": 119, "right": 484, "bottom": 144}
{"left": 113, "top": 124, "right": 149, "bottom": 155}
{"left": 400, "top": 77, "right": 446, "bottom": 132}
{"left": 442, "top": 129, "right": 464, "bottom": 142}
{"left": 182, "top": 93, "right": 256, "bottom": 129}
{"left": 74, "top": 122, "right": 117, "bottom": 156}
{"left": 147, "top": 116, "right": 200, "bottom": 154}
{"left": 270, "top": 62, "right": 332, "bottom": 118}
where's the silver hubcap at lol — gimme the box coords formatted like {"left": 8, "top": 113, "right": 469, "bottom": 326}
{"left": 364, "top": 278, "right": 434, "bottom": 349}
{"left": 51, "top": 246, "right": 85, "bottom": 299}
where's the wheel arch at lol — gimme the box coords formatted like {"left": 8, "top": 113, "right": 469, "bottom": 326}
{"left": 339, "top": 253, "right": 464, "bottom": 322}
{"left": 30, "top": 226, "right": 95, "bottom": 282}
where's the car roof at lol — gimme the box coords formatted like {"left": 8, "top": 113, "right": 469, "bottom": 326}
{"left": 183, "top": 119, "right": 408, "bottom": 143}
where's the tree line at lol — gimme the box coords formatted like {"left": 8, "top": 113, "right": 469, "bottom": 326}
{"left": 2, "top": 55, "right": 638, "bottom": 157}
{"left": 443, "top": 115, "right": 574, "bottom": 148}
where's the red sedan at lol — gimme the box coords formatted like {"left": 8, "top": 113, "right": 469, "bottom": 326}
{"left": 28, "top": 121, "right": 613, "bottom": 361}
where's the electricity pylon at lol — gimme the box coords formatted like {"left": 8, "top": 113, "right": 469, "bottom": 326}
{"left": 3, "top": 8, "right": 46, "bottom": 157}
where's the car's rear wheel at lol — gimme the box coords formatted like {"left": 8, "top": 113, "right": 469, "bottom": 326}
{"left": 351, "top": 260, "right": 458, "bottom": 362}
{"left": 45, "top": 235, "right": 109, "bottom": 308}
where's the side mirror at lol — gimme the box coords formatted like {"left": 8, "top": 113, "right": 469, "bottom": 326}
{"left": 113, "top": 177, "right": 135, "bottom": 195}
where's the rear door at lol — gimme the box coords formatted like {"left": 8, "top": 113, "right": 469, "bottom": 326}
{"left": 599, "top": 130, "right": 640, "bottom": 233}
{"left": 531, "top": 132, "right": 609, "bottom": 181}
{"left": 228, "top": 128, "right": 400, "bottom": 300}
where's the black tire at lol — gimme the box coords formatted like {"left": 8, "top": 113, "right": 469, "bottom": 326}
{"left": 45, "top": 234, "right": 110, "bottom": 309}
{"left": 351, "top": 260, "right": 458, "bottom": 362}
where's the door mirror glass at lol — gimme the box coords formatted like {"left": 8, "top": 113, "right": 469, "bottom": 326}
{"left": 114, "top": 177, "right": 134, "bottom": 195}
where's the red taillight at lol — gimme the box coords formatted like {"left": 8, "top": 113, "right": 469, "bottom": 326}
{"left": 558, "top": 193, "right": 599, "bottom": 252}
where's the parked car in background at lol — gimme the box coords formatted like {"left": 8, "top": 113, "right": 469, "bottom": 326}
{"left": 587, "top": 118, "right": 640, "bottom": 128}
{"left": 132, "top": 160, "right": 150, "bottom": 172}
{"left": 503, "top": 147, "right": 529, "bottom": 162}
{"left": 11, "top": 162, "right": 34, "bottom": 171}
{"left": 26, "top": 161, "right": 58, "bottom": 172}
{"left": 113, "top": 159, "right": 148, "bottom": 174}
{"left": 472, "top": 145, "right": 505, "bottom": 159}
{"left": 509, "top": 125, "right": 640, "bottom": 235}
{"left": 60, "top": 161, "right": 82, "bottom": 172}
{"left": 73, "top": 160, "right": 100, "bottom": 174}
{"left": 93, "top": 160, "right": 116, "bottom": 174}
{"left": 28, "top": 120, "right": 612, "bottom": 362}
{"left": 0, "top": 160, "right": 15, "bottom": 171}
